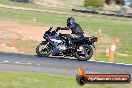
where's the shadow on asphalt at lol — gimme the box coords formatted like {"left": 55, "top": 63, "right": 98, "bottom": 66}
{"left": 0, "top": 52, "right": 132, "bottom": 68}
{"left": 0, "top": 52, "right": 79, "bottom": 61}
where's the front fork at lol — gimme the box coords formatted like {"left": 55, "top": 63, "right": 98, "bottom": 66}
{"left": 41, "top": 41, "right": 49, "bottom": 49}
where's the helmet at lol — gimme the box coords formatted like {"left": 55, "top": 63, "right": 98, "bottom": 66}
{"left": 67, "top": 17, "right": 75, "bottom": 26}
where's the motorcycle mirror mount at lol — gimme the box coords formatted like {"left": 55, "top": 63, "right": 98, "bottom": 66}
{"left": 50, "top": 27, "right": 53, "bottom": 29}
{"left": 49, "top": 27, "right": 53, "bottom": 31}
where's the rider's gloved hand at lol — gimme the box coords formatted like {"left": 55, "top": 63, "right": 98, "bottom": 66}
{"left": 55, "top": 27, "right": 61, "bottom": 32}
{"left": 56, "top": 27, "right": 69, "bottom": 31}
{"left": 57, "top": 27, "right": 62, "bottom": 30}
{"left": 55, "top": 27, "right": 61, "bottom": 31}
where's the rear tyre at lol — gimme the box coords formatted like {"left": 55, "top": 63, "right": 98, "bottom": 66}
{"left": 75, "top": 45, "right": 93, "bottom": 61}
{"left": 36, "top": 42, "right": 52, "bottom": 57}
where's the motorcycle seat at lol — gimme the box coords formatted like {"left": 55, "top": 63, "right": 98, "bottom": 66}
{"left": 72, "top": 37, "right": 89, "bottom": 43}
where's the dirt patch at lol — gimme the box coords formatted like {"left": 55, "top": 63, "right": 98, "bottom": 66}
{"left": 33, "top": 2, "right": 65, "bottom": 9}
{"left": 0, "top": 4, "right": 74, "bottom": 15}
{"left": 0, "top": 21, "right": 47, "bottom": 41}
{"left": 0, "top": 44, "right": 18, "bottom": 53}
{"left": 0, "top": 20, "right": 46, "bottom": 53}
{"left": 38, "top": 0, "right": 84, "bottom": 8}
{"left": 0, "top": 21, "right": 74, "bottom": 53}
{"left": 0, "top": 21, "right": 89, "bottom": 41}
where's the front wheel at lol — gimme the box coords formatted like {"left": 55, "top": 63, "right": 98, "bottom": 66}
{"left": 75, "top": 45, "right": 93, "bottom": 61}
{"left": 36, "top": 42, "right": 52, "bottom": 57}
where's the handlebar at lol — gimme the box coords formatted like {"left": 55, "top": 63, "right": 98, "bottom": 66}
{"left": 48, "top": 27, "right": 62, "bottom": 32}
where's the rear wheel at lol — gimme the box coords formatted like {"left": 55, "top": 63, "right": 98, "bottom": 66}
{"left": 75, "top": 45, "right": 93, "bottom": 61}
{"left": 36, "top": 42, "right": 52, "bottom": 57}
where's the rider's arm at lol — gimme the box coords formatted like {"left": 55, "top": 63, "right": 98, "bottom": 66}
{"left": 61, "top": 23, "right": 76, "bottom": 30}
{"left": 61, "top": 27, "right": 69, "bottom": 30}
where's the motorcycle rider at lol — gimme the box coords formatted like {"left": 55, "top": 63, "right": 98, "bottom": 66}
{"left": 57, "top": 17, "right": 84, "bottom": 49}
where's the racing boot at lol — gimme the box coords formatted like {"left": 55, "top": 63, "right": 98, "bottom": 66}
{"left": 67, "top": 42, "right": 75, "bottom": 49}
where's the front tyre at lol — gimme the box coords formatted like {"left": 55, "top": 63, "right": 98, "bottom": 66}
{"left": 36, "top": 42, "right": 52, "bottom": 57}
{"left": 75, "top": 45, "right": 93, "bottom": 61}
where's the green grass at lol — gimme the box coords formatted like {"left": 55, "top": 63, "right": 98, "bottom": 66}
{"left": 0, "top": 8, "right": 69, "bottom": 26}
{"left": 0, "top": 7, "right": 132, "bottom": 63}
{"left": 0, "top": 0, "right": 71, "bottom": 12}
{"left": 0, "top": 71, "right": 131, "bottom": 88}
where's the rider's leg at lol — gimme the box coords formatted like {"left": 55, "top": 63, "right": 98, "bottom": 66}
{"left": 69, "top": 34, "right": 81, "bottom": 39}
{"left": 67, "top": 34, "right": 83, "bottom": 48}
{"left": 67, "top": 35, "right": 73, "bottom": 47}
{"left": 69, "top": 34, "right": 84, "bottom": 40}
{"left": 67, "top": 34, "right": 80, "bottom": 48}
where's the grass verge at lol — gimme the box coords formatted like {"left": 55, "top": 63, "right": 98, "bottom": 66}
{"left": 0, "top": 71, "right": 131, "bottom": 88}
{"left": 0, "top": 0, "right": 71, "bottom": 12}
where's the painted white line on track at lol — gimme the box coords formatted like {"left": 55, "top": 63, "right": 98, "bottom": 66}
{"left": 96, "top": 61, "right": 106, "bottom": 63}
{"left": 124, "top": 64, "right": 132, "bottom": 66}
{"left": 88, "top": 60, "right": 132, "bottom": 66}
{"left": 3, "top": 61, "right": 10, "bottom": 63}
{"left": 18, "top": 63, "right": 28, "bottom": 65}
{"left": 115, "top": 63, "right": 125, "bottom": 65}
{"left": 15, "top": 62, "right": 20, "bottom": 64}
{"left": 27, "top": 63, "right": 32, "bottom": 65}
{"left": 14, "top": 62, "right": 32, "bottom": 65}
{"left": 106, "top": 62, "right": 115, "bottom": 63}
{"left": 15, "top": 62, "right": 27, "bottom": 65}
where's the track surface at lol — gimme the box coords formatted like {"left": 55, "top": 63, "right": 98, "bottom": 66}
{"left": 0, "top": 52, "right": 132, "bottom": 76}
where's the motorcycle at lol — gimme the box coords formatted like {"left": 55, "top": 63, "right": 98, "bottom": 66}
{"left": 36, "top": 27, "right": 97, "bottom": 61}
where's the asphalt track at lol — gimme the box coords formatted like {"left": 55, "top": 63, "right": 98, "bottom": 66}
{"left": 0, "top": 52, "right": 132, "bottom": 76}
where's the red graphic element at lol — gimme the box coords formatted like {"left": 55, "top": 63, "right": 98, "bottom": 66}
{"left": 76, "top": 67, "right": 131, "bottom": 85}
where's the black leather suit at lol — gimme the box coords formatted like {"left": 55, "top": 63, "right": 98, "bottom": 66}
{"left": 62, "top": 22, "right": 84, "bottom": 47}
